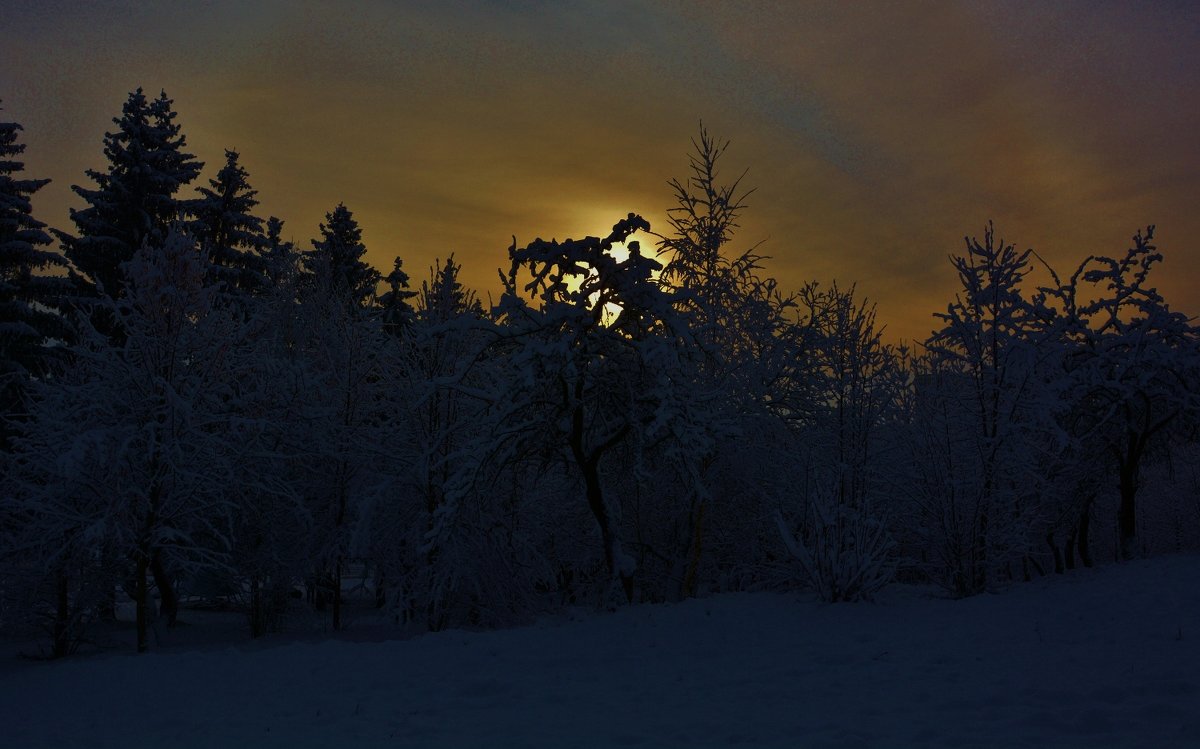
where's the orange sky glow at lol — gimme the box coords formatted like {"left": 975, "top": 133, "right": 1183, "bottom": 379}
{"left": 3, "top": 0, "right": 1197, "bottom": 342}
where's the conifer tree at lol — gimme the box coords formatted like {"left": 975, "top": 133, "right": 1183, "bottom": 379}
{"left": 11, "top": 228, "right": 248, "bottom": 653}
{"left": 262, "top": 216, "right": 298, "bottom": 286}
{"left": 379, "top": 256, "right": 416, "bottom": 335}
{"left": 0, "top": 112, "right": 69, "bottom": 370}
{"left": 418, "top": 254, "right": 480, "bottom": 323}
{"left": 0, "top": 107, "right": 72, "bottom": 436}
{"left": 655, "top": 128, "right": 797, "bottom": 597}
{"left": 59, "top": 88, "right": 202, "bottom": 304}
{"left": 187, "top": 149, "right": 268, "bottom": 296}
{"left": 302, "top": 203, "right": 380, "bottom": 308}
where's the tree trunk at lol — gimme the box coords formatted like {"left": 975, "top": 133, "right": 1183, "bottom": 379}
{"left": 52, "top": 571, "right": 71, "bottom": 658}
{"left": 568, "top": 395, "right": 633, "bottom": 603}
{"left": 135, "top": 555, "right": 149, "bottom": 653}
{"left": 1047, "top": 532, "right": 1064, "bottom": 574}
{"left": 249, "top": 576, "right": 264, "bottom": 639}
{"left": 682, "top": 500, "right": 706, "bottom": 598}
{"left": 579, "top": 453, "right": 633, "bottom": 603}
{"left": 374, "top": 568, "right": 387, "bottom": 609}
{"left": 1078, "top": 497, "right": 1094, "bottom": 568}
{"left": 96, "top": 548, "right": 117, "bottom": 621}
{"left": 1117, "top": 458, "right": 1139, "bottom": 560}
{"left": 1064, "top": 524, "right": 1077, "bottom": 571}
{"left": 332, "top": 558, "right": 343, "bottom": 632}
{"left": 972, "top": 503, "right": 989, "bottom": 594}
{"left": 150, "top": 551, "right": 178, "bottom": 628}
{"left": 582, "top": 459, "right": 620, "bottom": 581}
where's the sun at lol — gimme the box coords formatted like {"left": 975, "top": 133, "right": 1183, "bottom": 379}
{"left": 563, "top": 208, "right": 662, "bottom": 325}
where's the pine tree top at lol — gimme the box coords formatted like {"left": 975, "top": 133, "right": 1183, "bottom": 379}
{"left": 188, "top": 149, "right": 269, "bottom": 296}
{"left": 303, "top": 202, "right": 380, "bottom": 307}
{"left": 63, "top": 88, "right": 203, "bottom": 302}
{"left": 419, "top": 254, "right": 480, "bottom": 322}
{"left": 380, "top": 256, "right": 416, "bottom": 335}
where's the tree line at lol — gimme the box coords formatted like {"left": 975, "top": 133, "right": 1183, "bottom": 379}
{"left": 2, "top": 90, "right": 1198, "bottom": 657}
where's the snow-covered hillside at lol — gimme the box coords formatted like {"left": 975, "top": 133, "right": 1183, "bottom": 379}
{"left": 3, "top": 555, "right": 1198, "bottom": 748}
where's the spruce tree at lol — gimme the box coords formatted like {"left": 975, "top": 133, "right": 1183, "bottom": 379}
{"left": 0, "top": 108, "right": 72, "bottom": 428}
{"left": 262, "top": 216, "right": 298, "bottom": 286}
{"left": 60, "top": 88, "right": 202, "bottom": 304}
{"left": 302, "top": 203, "right": 380, "bottom": 307}
{"left": 379, "top": 256, "right": 416, "bottom": 335}
{"left": 187, "top": 149, "right": 268, "bottom": 296}
{"left": 418, "top": 254, "right": 480, "bottom": 323}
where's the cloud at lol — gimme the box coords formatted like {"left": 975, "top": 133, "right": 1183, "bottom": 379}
{"left": 2, "top": 0, "right": 1196, "bottom": 341}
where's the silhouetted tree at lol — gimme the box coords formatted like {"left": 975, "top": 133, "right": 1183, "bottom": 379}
{"left": 187, "top": 149, "right": 268, "bottom": 297}
{"left": 777, "top": 282, "right": 903, "bottom": 601}
{"left": 262, "top": 216, "right": 298, "bottom": 286}
{"left": 492, "top": 214, "right": 708, "bottom": 602}
{"left": 654, "top": 126, "right": 797, "bottom": 598}
{"left": 0, "top": 107, "right": 72, "bottom": 439}
{"left": 379, "top": 256, "right": 416, "bottom": 336}
{"left": 657, "top": 126, "right": 796, "bottom": 397}
{"left": 418, "top": 254, "right": 481, "bottom": 323}
{"left": 302, "top": 203, "right": 380, "bottom": 308}
{"left": 911, "top": 224, "right": 1059, "bottom": 595}
{"left": 658, "top": 126, "right": 754, "bottom": 339}
{"left": 59, "top": 89, "right": 202, "bottom": 308}
{"left": 1044, "top": 226, "right": 1200, "bottom": 560}
{"left": 0, "top": 107, "right": 75, "bottom": 655}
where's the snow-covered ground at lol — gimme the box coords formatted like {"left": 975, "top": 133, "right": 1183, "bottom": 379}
{"left": 2, "top": 555, "right": 1198, "bottom": 748}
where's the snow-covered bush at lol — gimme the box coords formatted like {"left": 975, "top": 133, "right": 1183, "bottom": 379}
{"left": 776, "top": 486, "right": 896, "bottom": 602}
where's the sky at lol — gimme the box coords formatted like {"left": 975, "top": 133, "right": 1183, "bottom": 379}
{"left": 2, "top": 0, "right": 1198, "bottom": 342}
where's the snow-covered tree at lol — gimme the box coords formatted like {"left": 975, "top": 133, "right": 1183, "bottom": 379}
{"left": 0, "top": 108, "right": 75, "bottom": 648}
{"left": 11, "top": 228, "right": 246, "bottom": 653}
{"left": 359, "top": 254, "right": 518, "bottom": 629}
{"left": 489, "top": 214, "right": 714, "bottom": 602}
{"left": 652, "top": 127, "right": 799, "bottom": 599}
{"left": 1043, "top": 226, "right": 1200, "bottom": 559}
{"left": 906, "top": 224, "right": 1061, "bottom": 595}
{"left": 59, "top": 89, "right": 202, "bottom": 308}
{"left": 223, "top": 269, "right": 318, "bottom": 637}
{"left": 0, "top": 107, "right": 72, "bottom": 438}
{"left": 656, "top": 126, "right": 797, "bottom": 411}
{"left": 777, "top": 282, "right": 904, "bottom": 601}
{"left": 290, "top": 280, "right": 392, "bottom": 630}
{"left": 262, "top": 216, "right": 299, "bottom": 287}
{"left": 796, "top": 282, "right": 906, "bottom": 507}
{"left": 359, "top": 316, "right": 502, "bottom": 628}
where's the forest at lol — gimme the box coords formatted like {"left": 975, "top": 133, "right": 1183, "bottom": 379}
{"left": 2, "top": 89, "right": 1198, "bottom": 658}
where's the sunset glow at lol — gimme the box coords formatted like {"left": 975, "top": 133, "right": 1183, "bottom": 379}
{"left": 3, "top": 6, "right": 1199, "bottom": 743}
{"left": 2, "top": 1, "right": 1197, "bottom": 341}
